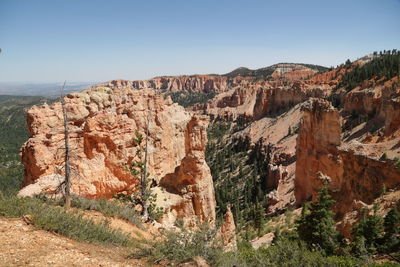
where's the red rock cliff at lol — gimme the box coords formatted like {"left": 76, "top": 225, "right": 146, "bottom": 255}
{"left": 295, "top": 98, "right": 400, "bottom": 222}
{"left": 94, "top": 75, "right": 243, "bottom": 93}
{"left": 295, "top": 98, "right": 343, "bottom": 204}
{"left": 19, "top": 87, "right": 217, "bottom": 225}
{"left": 159, "top": 116, "right": 216, "bottom": 226}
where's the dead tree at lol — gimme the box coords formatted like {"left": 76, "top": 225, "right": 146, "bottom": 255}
{"left": 60, "top": 81, "right": 71, "bottom": 208}
{"left": 141, "top": 106, "right": 151, "bottom": 221}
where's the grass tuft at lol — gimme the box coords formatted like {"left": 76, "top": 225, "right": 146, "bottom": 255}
{"left": 0, "top": 195, "right": 135, "bottom": 246}
{"left": 35, "top": 194, "right": 143, "bottom": 228}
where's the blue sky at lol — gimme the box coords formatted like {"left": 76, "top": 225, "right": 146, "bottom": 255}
{"left": 0, "top": 0, "right": 399, "bottom": 83}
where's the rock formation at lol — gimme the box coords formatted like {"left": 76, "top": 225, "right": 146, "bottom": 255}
{"left": 93, "top": 75, "right": 243, "bottom": 93}
{"left": 205, "top": 82, "right": 328, "bottom": 121}
{"left": 217, "top": 205, "right": 237, "bottom": 251}
{"left": 380, "top": 96, "right": 400, "bottom": 136}
{"left": 19, "top": 87, "right": 216, "bottom": 226}
{"left": 159, "top": 116, "right": 216, "bottom": 226}
{"left": 20, "top": 87, "right": 190, "bottom": 197}
{"left": 295, "top": 98, "right": 343, "bottom": 204}
{"left": 295, "top": 98, "right": 400, "bottom": 224}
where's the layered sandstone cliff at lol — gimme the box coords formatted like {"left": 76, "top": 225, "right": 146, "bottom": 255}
{"left": 159, "top": 116, "right": 216, "bottom": 226}
{"left": 93, "top": 75, "right": 244, "bottom": 93}
{"left": 19, "top": 87, "right": 216, "bottom": 226}
{"left": 20, "top": 87, "right": 190, "bottom": 197}
{"left": 205, "top": 82, "right": 328, "bottom": 121}
{"left": 295, "top": 98, "right": 343, "bottom": 204}
{"left": 295, "top": 98, "right": 400, "bottom": 223}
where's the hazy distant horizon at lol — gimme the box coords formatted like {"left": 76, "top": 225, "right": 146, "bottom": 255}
{"left": 0, "top": 54, "right": 375, "bottom": 85}
{"left": 0, "top": 81, "right": 96, "bottom": 97}
{"left": 1, "top": 0, "right": 399, "bottom": 83}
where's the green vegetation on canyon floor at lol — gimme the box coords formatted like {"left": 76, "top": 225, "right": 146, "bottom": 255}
{"left": 0, "top": 95, "right": 50, "bottom": 195}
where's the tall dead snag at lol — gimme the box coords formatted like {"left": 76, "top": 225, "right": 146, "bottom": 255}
{"left": 141, "top": 107, "right": 150, "bottom": 221}
{"left": 60, "top": 81, "right": 71, "bottom": 208}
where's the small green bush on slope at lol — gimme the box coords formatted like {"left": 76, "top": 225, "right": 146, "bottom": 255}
{"left": 68, "top": 196, "right": 142, "bottom": 227}
{"left": 132, "top": 222, "right": 371, "bottom": 267}
{"left": 34, "top": 195, "right": 142, "bottom": 227}
{"left": 217, "top": 239, "right": 366, "bottom": 267}
{"left": 0, "top": 195, "right": 135, "bottom": 246}
{"left": 131, "top": 223, "right": 223, "bottom": 265}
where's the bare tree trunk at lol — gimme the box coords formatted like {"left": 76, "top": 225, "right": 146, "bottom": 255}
{"left": 60, "top": 81, "right": 71, "bottom": 208}
{"left": 141, "top": 105, "right": 150, "bottom": 221}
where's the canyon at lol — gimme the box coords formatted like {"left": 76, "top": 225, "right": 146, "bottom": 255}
{"left": 18, "top": 55, "right": 400, "bottom": 239}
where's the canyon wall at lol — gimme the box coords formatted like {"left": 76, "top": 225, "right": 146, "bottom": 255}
{"left": 295, "top": 98, "right": 400, "bottom": 221}
{"left": 94, "top": 75, "right": 245, "bottom": 93}
{"left": 205, "top": 83, "right": 328, "bottom": 121}
{"left": 295, "top": 98, "right": 343, "bottom": 204}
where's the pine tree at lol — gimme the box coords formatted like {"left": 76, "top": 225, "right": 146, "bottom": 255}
{"left": 382, "top": 207, "right": 400, "bottom": 252}
{"left": 296, "top": 184, "right": 339, "bottom": 255}
{"left": 352, "top": 205, "right": 384, "bottom": 254}
{"left": 253, "top": 201, "right": 265, "bottom": 236}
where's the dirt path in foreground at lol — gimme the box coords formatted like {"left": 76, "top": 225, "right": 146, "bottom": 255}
{"left": 0, "top": 217, "right": 151, "bottom": 267}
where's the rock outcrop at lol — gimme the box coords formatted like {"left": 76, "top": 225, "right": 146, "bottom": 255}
{"left": 205, "top": 82, "right": 328, "bottom": 121}
{"left": 20, "top": 87, "right": 191, "bottom": 197}
{"left": 295, "top": 98, "right": 343, "bottom": 204}
{"left": 295, "top": 98, "right": 400, "bottom": 224}
{"left": 19, "top": 87, "right": 216, "bottom": 226}
{"left": 380, "top": 96, "right": 400, "bottom": 136}
{"left": 94, "top": 75, "right": 243, "bottom": 93}
{"left": 217, "top": 205, "right": 237, "bottom": 251}
{"left": 335, "top": 149, "right": 400, "bottom": 217}
{"left": 159, "top": 116, "right": 216, "bottom": 226}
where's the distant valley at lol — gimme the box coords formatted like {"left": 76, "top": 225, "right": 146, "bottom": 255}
{"left": 0, "top": 82, "right": 95, "bottom": 97}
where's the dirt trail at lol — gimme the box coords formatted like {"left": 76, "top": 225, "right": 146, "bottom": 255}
{"left": 0, "top": 217, "right": 151, "bottom": 267}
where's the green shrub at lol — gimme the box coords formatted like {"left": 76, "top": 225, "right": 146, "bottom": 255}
{"left": 382, "top": 207, "right": 400, "bottom": 253}
{"left": 131, "top": 223, "right": 223, "bottom": 265}
{"left": 70, "top": 196, "right": 142, "bottom": 226}
{"left": 216, "top": 238, "right": 364, "bottom": 267}
{"left": 0, "top": 194, "right": 40, "bottom": 217}
{"left": 352, "top": 207, "right": 384, "bottom": 254}
{"left": 32, "top": 206, "right": 134, "bottom": 246}
{"left": 297, "top": 185, "right": 340, "bottom": 255}
{"left": 131, "top": 222, "right": 368, "bottom": 267}
{"left": 393, "top": 157, "right": 400, "bottom": 169}
{"left": 0, "top": 195, "right": 135, "bottom": 246}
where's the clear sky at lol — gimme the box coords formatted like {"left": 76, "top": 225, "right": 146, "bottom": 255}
{"left": 0, "top": 0, "right": 399, "bottom": 83}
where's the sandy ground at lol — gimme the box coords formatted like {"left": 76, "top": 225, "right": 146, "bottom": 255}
{"left": 0, "top": 217, "right": 150, "bottom": 267}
